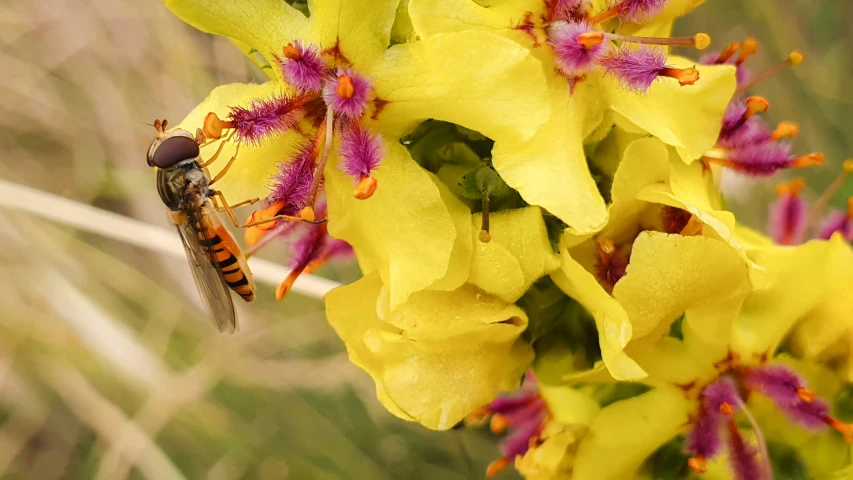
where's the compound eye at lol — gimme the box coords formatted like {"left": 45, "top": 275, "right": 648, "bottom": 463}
{"left": 149, "top": 135, "right": 200, "bottom": 168}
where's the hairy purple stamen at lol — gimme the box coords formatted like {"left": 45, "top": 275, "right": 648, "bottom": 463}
{"left": 227, "top": 94, "right": 306, "bottom": 145}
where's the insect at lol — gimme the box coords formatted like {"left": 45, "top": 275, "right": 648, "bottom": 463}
{"left": 146, "top": 119, "right": 256, "bottom": 333}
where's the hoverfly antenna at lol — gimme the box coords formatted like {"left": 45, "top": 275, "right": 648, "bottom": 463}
{"left": 152, "top": 119, "right": 169, "bottom": 139}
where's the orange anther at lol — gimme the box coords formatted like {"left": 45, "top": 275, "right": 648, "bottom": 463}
{"left": 276, "top": 268, "right": 303, "bottom": 300}
{"left": 662, "top": 67, "right": 700, "bottom": 86}
{"left": 353, "top": 174, "right": 378, "bottom": 200}
{"left": 577, "top": 32, "right": 606, "bottom": 48}
{"left": 788, "top": 50, "right": 804, "bottom": 65}
{"left": 846, "top": 197, "right": 853, "bottom": 220}
{"left": 776, "top": 178, "right": 805, "bottom": 198}
{"left": 825, "top": 416, "right": 853, "bottom": 443}
{"left": 486, "top": 458, "right": 512, "bottom": 477}
{"left": 490, "top": 414, "right": 510, "bottom": 434}
{"left": 336, "top": 75, "right": 355, "bottom": 99}
{"left": 203, "top": 112, "right": 232, "bottom": 140}
{"left": 282, "top": 43, "right": 302, "bottom": 60}
{"left": 693, "top": 33, "right": 711, "bottom": 51}
{"left": 737, "top": 38, "right": 759, "bottom": 65}
{"left": 791, "top": 153, "right": 824, "bottom": 168}
{"left": 745, "top": 96, "right": 769, "bottom": 118}
{"left": 717, "top": 42, "right": 740, "bottom": 63}
{"left": 720, "top": 402, "right": 734, "bottom": 416}
{"left": 688, "top": 455, "right": 707, "bottom": 474}
{"left": 796, "top": 387, "right": 816, "bottom": 403}
{"left": 771, "top": 121, "right": 799, "bottom": 140}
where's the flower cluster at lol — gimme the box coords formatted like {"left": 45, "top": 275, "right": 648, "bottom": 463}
{"left": 160, "top": 0, "right": 852, "bottom": 478}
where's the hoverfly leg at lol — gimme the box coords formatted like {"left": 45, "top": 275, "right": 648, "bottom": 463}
{"left": 209, "top": 143, "right": 241, "bottom": 185}
{"left": 210, "top": 191, "right": 262, "bottom": 228}
{"left": 199, "top": 139, "right": 228, "bottom": 168}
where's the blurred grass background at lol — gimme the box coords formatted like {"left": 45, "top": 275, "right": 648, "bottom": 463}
{"left": 0, "top": 0, "right": 849, "bottom": 479}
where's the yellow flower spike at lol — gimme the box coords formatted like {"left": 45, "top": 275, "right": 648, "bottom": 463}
{"left": 324, "top": 274, "right": 534, "bottom": 430}
{"left": 163, "top": 0, "right": 309, "bottom": 71}
{"left": 468, "top": 207, "right": 561, "bottom": 303}
{"left": 324, "top": 138, "right": 458, "bottom": 310}
{"left": 176, "top": 82, "right": 302, "bottom": 202}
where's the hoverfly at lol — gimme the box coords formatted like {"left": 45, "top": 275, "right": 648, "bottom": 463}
{"left": 146, "top": 119, "right": 255, "bottom": 333}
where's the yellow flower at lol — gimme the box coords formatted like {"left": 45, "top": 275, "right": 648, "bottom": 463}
{"left": 549, "top": 137, "right": 755, "bottom": 380}
{"left": 409, "top": 0, "right": 736, "bottom": 234}
{"left": 759, "top": 234, "right": 853, "bottom": 381}
{"left": 324, "top": 273, "right": 533, "bottom": 430}
{"left": 561, "top": 239, "right": 853, "bottom": 480}
{"left": 164, "top": 0, "right": 551, "bottom": 309}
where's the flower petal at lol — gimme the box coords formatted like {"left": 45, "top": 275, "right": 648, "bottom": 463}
{"left": 573, "top": 388, "right": 690, "bottom": 480}
{"left": 492, "top": 78, "right": 608, "bottom": 234}
{"left": 747, "top": 236, "right": 853, "bottom": 362}
{"left": 306, "top": 0, "right": 398, "bottom": 71}
{"left": 469, "top": 207, "right": 561, "bottom": 303}
{"left": 176, "top": 82, "right": 301, "bottom": 201}
{"left": 325, "top": 274, "right": 534, "bottom": 430}
{"left": 163, "top": 0, "right": 308, "bottom": 68}
{"left": 325, "top": 137, "right": 457, "bottom": 310}
{"left": 425, "top": 174, "right": 473, "bottom": 292}
{"left": 606, "top": 59, "right": 736, "bottom": 162}
{"left": 612, "top": 231, "right": 752, "bottom": 343}
{"left": 409, "top": 0, "right": 543, "bottom": 41}
{"left": 551, "top": 252, "right": 647, "bottom": 381}
{"left": 369, "top": 30, "right": 550, "bottom": 143}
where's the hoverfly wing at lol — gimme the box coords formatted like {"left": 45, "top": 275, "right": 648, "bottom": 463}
{"left": 175, "top": 208, "right": 238, "bottom": 334}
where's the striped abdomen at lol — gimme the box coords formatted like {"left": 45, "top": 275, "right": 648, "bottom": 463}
{"left": 194, "top": 216, "right": 255, "bottom": 302}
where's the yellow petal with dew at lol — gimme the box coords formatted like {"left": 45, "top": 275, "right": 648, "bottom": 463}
{"left": 573, "top": 388, "right": 689, "bottom": 480}
{"left": 469, "top": 207, "right": 561, "bottom": 303}
{"left": 176, "top": 82, "right": 301, "bottom": 202}
{"left": 612, "top": 231, "right": 751, "bottom": 344}
{"left": 306, "top": 0, "right": 398, "bottom": 71}
{"left": 492, "top": 77, "right": 607, "bottom": 234}
{"left": 325, "top": 274, "right": 533, "bottom": 430}
{"left": 606, "top": 59, "right": 736, "bottom": 162}
{"left": 162, "top": 0, "right": 308, "bottom": 70}
{"left": 551, "top": 252, "right": 646, "bottom": 381}
{"left": 325, "top": 138, "right": 457, "bottom": 310}
{"left": 369, "top": 30, "right": 550, "bottom": 143}
{"left": 426, "top": 174, "right": 473, "bottom": 292}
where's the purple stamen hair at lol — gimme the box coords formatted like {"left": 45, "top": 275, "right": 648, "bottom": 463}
{"left": 337, "top": 124, "right": 384, "bottom": 181}
{"left": 600, "top": 46, "right": 668, "bottom": 93}
{"left": 548, "top": 21, "right": 608, "bottom": 74}
{"left": 276, "top": 41, "right": 327, "bottom": 93}
{"left": 227, "top": 94, "right": 306, "bottom": 145}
